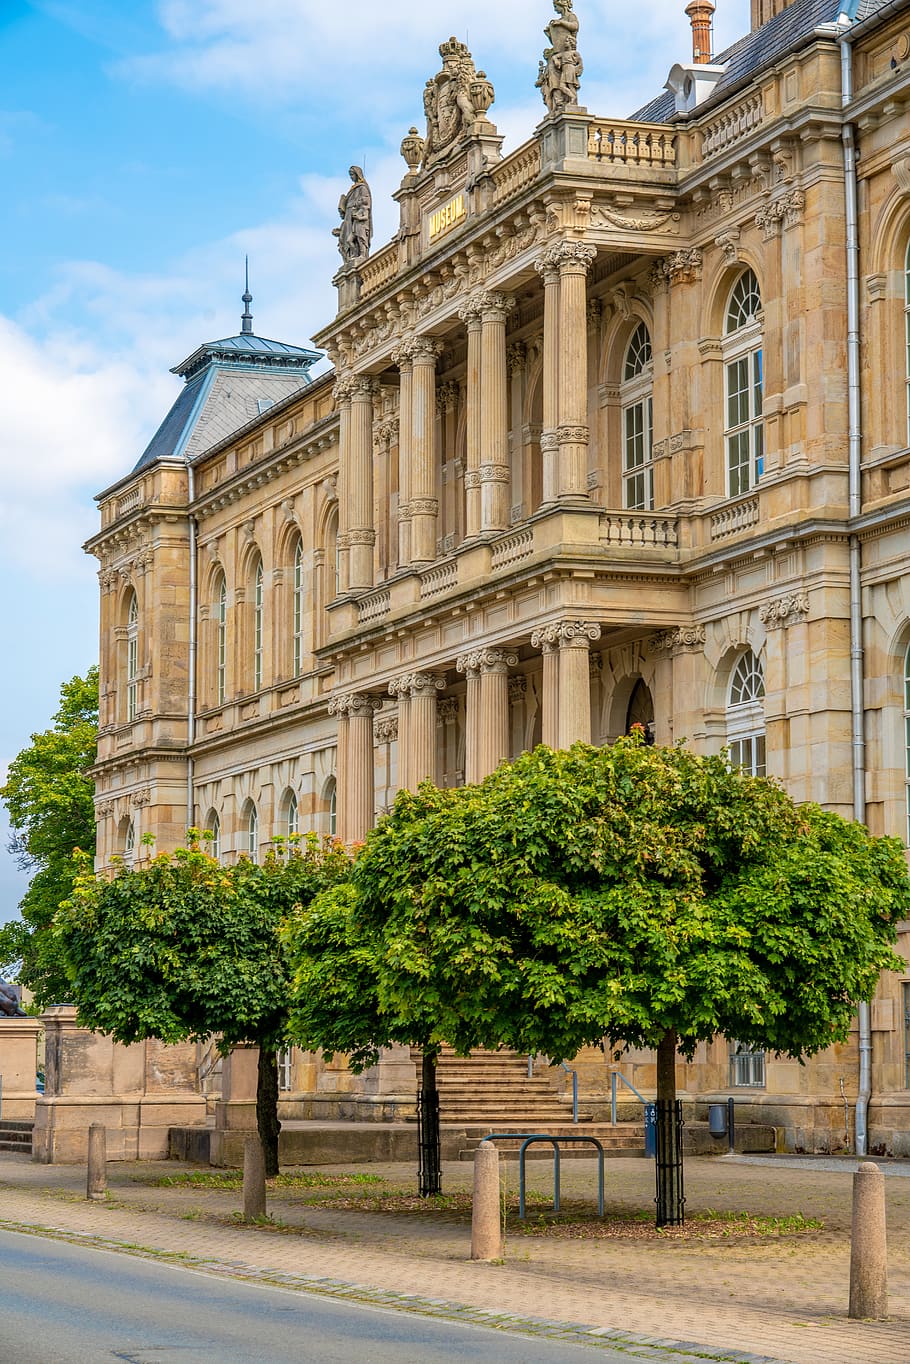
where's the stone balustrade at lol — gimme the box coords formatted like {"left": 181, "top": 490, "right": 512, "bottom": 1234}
{"left": 491, "top": 140, "right": 542, "bottom": 207}
{"left": 490, "top": 527, "right": 534, "bottom": 570}
{"left": 600, "top": 513, "right": 679, "bottom": 549}
{"left": 359, "top": 243, "right": 398, "bottom": 301}
{"left": 356, "top": 588, "right": 391, "bottom": 625}
{"left": 420, "top": 561, "right": 458, "bottom": 599}
{"left": 700, "top": 93, "right": 764, "bottom": 160}
{"left": 587, "top": 121, "right": 679, "bottom": 169}
{"left": 709, "top": 495, "right": 760, "bottom": 541}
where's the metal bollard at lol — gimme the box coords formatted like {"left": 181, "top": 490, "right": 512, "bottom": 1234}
{"left": 86, "top": 1123, "right": 107, "bottom": 1202}
{"left": 242, "top": 1135, "right": 267, "bottom": 1222}
{"left": 849, "top": 1161, "right": 888, "bottom": 1320}
{"left": 471, "top": 1143, "right": 502, "bottom": 1261}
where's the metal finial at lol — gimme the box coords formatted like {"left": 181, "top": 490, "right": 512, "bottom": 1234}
{"left": 241, "top": 256, "right": 253, "bottom": 335}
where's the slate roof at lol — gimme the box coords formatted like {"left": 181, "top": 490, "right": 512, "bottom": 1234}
{"left": 632, "top": 0, "right": 891, "bottom": 123}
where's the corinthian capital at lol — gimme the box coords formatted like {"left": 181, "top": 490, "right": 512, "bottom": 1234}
{"left": 476, "top": 290, "right": 517, "bottom": 322}
{"left": 456, "top": 647, "right": 518, "bottom": 676}
{"left": 332, "top": 374, "right": 355, "bottom": 404}
{"left": 538, "top": 240, "right": 598, "bottom": 277}
{"left": 409, "top": 336, "right": 442, "bottom": 365}
{"left": 349, "top": 375, "right": 379, "bottom": 402}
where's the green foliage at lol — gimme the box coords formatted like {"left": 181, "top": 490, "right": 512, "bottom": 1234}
{"left": 0, "top": 668, "right": 99, "bottom": 1003}
{"left": 55, "top": 833, "right": 352, "bottom": 1051}
{"left": 284, "top": 738, "right": 909, "bottom": 1069}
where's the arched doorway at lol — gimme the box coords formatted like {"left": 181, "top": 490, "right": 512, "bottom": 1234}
{"left": 625, "top": 678, "right": 655, "bottom": 745}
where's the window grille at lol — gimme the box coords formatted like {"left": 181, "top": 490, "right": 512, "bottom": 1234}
{"left": 245, "top": 804, "right": 258, "bottom": 863}
{"left": 730, "top": 1041, "right": 765, "bottom": 1088}
{"left": 287, "top": 791, "right": 299, "bottom": 839}
{"left": 727, "top": 651, "right": 766, "bottom": 777}
{"left": 278, "top": 1048, "right": 293, "bottom": 1092}
{"left": 207, "top": 813, "right": 221, "bottom": 863}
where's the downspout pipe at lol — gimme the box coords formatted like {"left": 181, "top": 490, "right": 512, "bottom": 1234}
{"left": 839, "top": 27, "right": 871, "bottom": 1157}
{"left": 186, "top": 462, "right": 197, "bottom": 835}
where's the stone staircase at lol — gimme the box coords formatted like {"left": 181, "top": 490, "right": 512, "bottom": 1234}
{"left": 0, "top": 1120, "right": 33, "bottom": 1155}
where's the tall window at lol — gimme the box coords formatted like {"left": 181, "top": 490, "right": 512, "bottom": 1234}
{"left": 124, "top": 819, "right": 136, "bottom": 865}
{"left": 293, "top": 540, "right": 304, "bottom": 677}
{"left": 126, "top": 593, "right": 139, "bottom": 722}
{"left": 727, "top": 650, "right": 766, "bottom": 777}
{"left": 326, "top": 778, "right": 337, "bottom": 838}
{"left": 215, "top": 576, "right": 227, "bottom": 706}
{"left": 253, "top": 560, "right": 264, "bottom": 692}
{"left": 243, "top": 802, "right": 258, "bottom": 862}
{"left": 206, "top": 812, "right": 221, "bottom": 863}
{"left": 730, "top": 1041, "right": 766, "bottom": 1088}
{"left": 905, "top": 242, "right": 910, "bottom": 443}
{"left": 725, "top": 270, "right": 764, "bottom": 497}
{"left": 287, "top": 790, "right": 299, "bottom": 839}
{"left": 621, "top": 322, "right": 654, "bottom": 511}
{"left": 905, "top": 644, "right": 910, "bottom": 843}
{"left": 904, "top": 982, "right": 910, "bottom": 1089}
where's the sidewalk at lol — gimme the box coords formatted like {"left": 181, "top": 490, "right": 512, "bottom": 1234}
{"left": 1, "top": 1150, "right": 908, "bottom": 1363}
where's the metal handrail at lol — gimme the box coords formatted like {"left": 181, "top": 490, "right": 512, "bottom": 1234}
{"left": 527, "top": 1055, "right": 579, "bottom": 1123}
{"left": 610, "top": 1070, "right": 648, "bottom": 1126}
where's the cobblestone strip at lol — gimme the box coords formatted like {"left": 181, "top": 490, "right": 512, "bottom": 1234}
{"left": 0, "top": 1216, "right": 783, "bottom": 1364}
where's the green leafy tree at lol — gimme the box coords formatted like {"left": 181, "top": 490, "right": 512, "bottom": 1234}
{"left": 284, "top": 738, "right": 910, "bottom": 1220}
{"left": 0, "top": 668, "right": 99, "bottom": 1004}
{"left": 55, "top": 832, "right": 351, "bottom": 1176}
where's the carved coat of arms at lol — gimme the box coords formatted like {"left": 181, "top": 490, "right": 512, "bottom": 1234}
{"left": 422, "top": 37, "right": 494, "bottom": 168}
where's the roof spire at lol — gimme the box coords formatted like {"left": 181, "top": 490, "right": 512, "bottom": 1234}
{"left": 241, "top": 256, "right": 253, "bottom": 335}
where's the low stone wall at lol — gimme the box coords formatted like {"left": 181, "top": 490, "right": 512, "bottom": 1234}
{"left": 0, "top": 1016, "right": 42, "bottom": 1121}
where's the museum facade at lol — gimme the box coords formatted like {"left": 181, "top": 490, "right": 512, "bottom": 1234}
{"left": 87, "top": 0, "right": 910, "bottom": 1153}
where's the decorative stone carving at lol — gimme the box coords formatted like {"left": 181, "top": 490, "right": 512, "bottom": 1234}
{"left": 400, "top": 126, "right": 425, "bottom": 172}
{"left": 131, "top": 788, "right": 152, "bottom": 808}
{"left": 437, "top": 697, "right": 459, "bottom": 723}
{"left": 328, "top": 691, "right": 384, "bottom": 718}
{"left": 333, "top": 166, "right": 373, "bottom": 266}
{"left": 755, "top": 189, "right": 805, "bottom": 241}
{"left": 422, "top": 38, "right": 494, "bottom": 169}
{"left": 389, "top": 672, "right": 447, "bottom": 698}
{"left": 715, "top": 230, "right": 741, "bottom": 265}
{"left": 759, "top": 594, "right": 810, "bottom": 629}
{"left": 650, "top": 249, "right": 703, "bottom": 289}
{"left": 555, "top": 621, "right": 602, "bottom": 648}
{"left": 508, "top": 674, "right": 528, "bottom": 703}
{"left": 589, "top": 205, "right": 680, "bottom": 233}
{"left": 456, "top": 648, "right": 519, "bottom": 675}
{"left": 436, "top": 381, "right": 459, "bottom": 414}
{"left": 537, "top": 239, "right": 598, "bottom": 275}
{"left": 374, "top": 716, "right": 399, "bottom": 744}
{"left": 537, "top": 0, "right": 583, "bottom": 115}
{"left": 507, "top": 341, "right": 527, "bottom": 376}
{"left": 649, "top": 625, "right": 706, "bottom": 655}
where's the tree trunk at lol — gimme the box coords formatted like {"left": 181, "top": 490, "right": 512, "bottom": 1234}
{"left": 418, "top": 1047, "right": 442, "bottom": 1197}
{"left": 256, "top": 1047, "right": 281, "bottom": 1179}
{"left": 655, "top": 1029, "right": 684, "bottom": 1227}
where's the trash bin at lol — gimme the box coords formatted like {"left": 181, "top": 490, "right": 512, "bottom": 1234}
{"left": 644, "top": 1102, "right": 657, "bottom": 1157}
{"left": 708, "top": 1103, "right": 728, "bottom": 1138}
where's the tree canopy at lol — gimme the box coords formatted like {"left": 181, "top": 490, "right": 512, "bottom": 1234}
{"left": 0, "top": 668, "right": 98, "bottom": 1004}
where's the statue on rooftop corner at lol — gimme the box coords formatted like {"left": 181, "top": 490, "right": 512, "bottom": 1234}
{"left": 537, "top": 0, "right": 584, "bottom": 115}
{"left": 422, "top": 37, "right": 495, "bottom": 168}
{"left": 333, "top": 165, "right": 373, "bottom": 266}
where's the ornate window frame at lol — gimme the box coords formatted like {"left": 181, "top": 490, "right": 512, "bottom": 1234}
{"left": 215, "top": 576, "right": 227, "bottom": 706}
{"left": 905, "top": 643, "right": 910, "bottom": 844}
{"left": 253, "top": 559, "right": 264, "bottom": 693}
{"left": 243, "top": 801, "right": 259, "bottom": 863}
{"left": 726, "top": 649, "right": 766, "bottom": 777}
{"left": 126, "top": 592, "right": 139, "bottom": 723}
{"left": 724, "top": 270, "right": 764, "bottom": 498}
{"left": 293, "top": 540, "right": 304, "bottom": 678}
{"left": 286, "top": 790, "right": 299, "bottom": 839}
{"left": 620, "top": 321, "right": 654, "bottom": 511}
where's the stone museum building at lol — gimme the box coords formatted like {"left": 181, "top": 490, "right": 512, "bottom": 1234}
{"left": 85, "top": 0, "right": 910, "bottom": 1155}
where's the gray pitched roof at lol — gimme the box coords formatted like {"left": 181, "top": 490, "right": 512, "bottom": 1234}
{"left": 632, "top": 0, "right": 891, "bottom": 123}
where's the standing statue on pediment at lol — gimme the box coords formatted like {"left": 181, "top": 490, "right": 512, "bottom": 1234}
{"left": 421, "top": 37, "right": 495, "bottom": 168}
{"left": 333, "top": 165, "right": 373, "bottom": 266}
{"left": 537, "top": 0, "right": 584, "bottom": 115}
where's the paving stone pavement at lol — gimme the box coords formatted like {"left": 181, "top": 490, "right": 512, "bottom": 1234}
{"left": 1, "top": 1151, "right": 909, "bottom": 1363}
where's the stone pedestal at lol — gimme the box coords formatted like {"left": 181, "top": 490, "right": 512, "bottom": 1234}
{"left": 32, "top": 1005, "right": 206, "bottom": 1163}
{"left": 0, "top": 1015, "right": 42, "bottom": 1121}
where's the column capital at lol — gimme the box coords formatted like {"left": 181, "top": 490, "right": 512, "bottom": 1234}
{"left": 457, "top": 297, "right": 484, "bottom": 327}
{"left": 457, "top": 647, "right": 518, "bottom": 676}
{"left": 349, "top": 375, "right": 379, "bottom": 402}
{"left": 476, "top": 290, "right": 517, "bottom": 323}
{"left": 556, "top": 621, "right": 602, "bottom": 649}
{"left": 333, "top": 374, "right": 356, "bottom": 404}
{"left": 649, "top": 624, "right": 706, "bottom": 656}
{"left": 759, "top": 594, "right": 810, "bottom": 630}
{"left": 389, "top": 671, "right": 446, "bottom": 698}
{"left": 391, "top": 339, "right": 415, "bottom": 369}
{"left": 329, "top": 690, "right": 385, "bottom": 717}
{"left": 533, "top": 254, "right": 561, "bottom": 286}
{"left": 537, "top": 239, "right": 597, "bottom": 278}
{"left": 410, "top": 335, "right": 443, "bottom": 365}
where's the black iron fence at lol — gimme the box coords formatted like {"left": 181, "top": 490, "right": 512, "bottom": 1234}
{"left": 417, "top": 1084, "right": 442, "bottom": 1197}
{"left": 655, "top": 1098, "right": 685, "bottom": 1227}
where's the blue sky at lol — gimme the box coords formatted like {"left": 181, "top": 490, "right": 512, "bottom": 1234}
{"left": 0, "top": 0, "right": 751, "bottom": 923}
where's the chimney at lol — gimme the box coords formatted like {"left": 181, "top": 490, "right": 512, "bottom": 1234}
{"left": 685, "top": 0, "right": 715, "bottom": 64}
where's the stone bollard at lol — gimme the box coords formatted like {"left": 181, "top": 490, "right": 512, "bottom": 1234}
{"left": 470, "top": 1143, "right": 502, "bottom": 1261}
{"left": 849, "top": 1160, "right": 888, "bottom": 1320}
{"left": 242, "top": 1135, "right": 267, "bottom": 1222}
{"left": 86, "top": 1123, "right": 106, "bottom": 1202}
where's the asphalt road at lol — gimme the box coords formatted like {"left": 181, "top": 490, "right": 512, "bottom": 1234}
{"left": 0, "top": 1228, "right": 616, "bottom": 1362}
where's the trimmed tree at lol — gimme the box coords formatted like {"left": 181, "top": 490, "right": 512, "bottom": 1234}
{"left": 284, "top": 738, "right": 910, "bottom": 1221}
{"left": 55, "top": 832, "right": 351, "bottom": 1176}
{"left": 0, "top": 668, "right": 98, "bottom": 1004}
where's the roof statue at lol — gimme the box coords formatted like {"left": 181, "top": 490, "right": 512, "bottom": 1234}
{"left": 422, "top": 37, "right": 495, "bottom": 169}
{"left": 333, "top": 166, "right": 373, "bottom": 267}
{"left": 537, "top": 0, "right": 584, "bottom": 115}
{"left": 0, "top": 980, "right": 25, "bottom": 1017}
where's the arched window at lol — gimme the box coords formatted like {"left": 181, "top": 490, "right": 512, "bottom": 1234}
{"left": 286, "top": 790, "right": 299, "bottom": 839}
{"left": 724, "top": 270, "right": 764, "bottom": 497}
{"left": 727, "top": 650, "right": 766, "bottom": 776}
{"left": 621, "top": 322, "right": 654, "bottom": 511}
{"left": 253, "top": 559, "right": 264, "bottom": 692}
{"left": 242, "top": 801, "right": 259, "bottom": 862}
{"left": 126, "top": 593, "right": 139, "bottom": 722}
{"left": 124, "top": 819, "right": 136, "bottom": 865}
{"left": 905, "top": 242, "right": 910, "bottom": 443}
{"left": 625, "top": 678, "right": 655, "bottom": 745}
{"left": 205, "top": 811, "right": 221, "bottom": 863}
{"left": 326, "top": 777, "right": 337, "bottom": 839}
{"left": 215, "top": 576, "right": 227, "bottom": 706}
{"left": 904, "top": 644, "right": 910, "bottom": 844}
{"left": 293, "top": 540, "right": 304, "bottom": 678}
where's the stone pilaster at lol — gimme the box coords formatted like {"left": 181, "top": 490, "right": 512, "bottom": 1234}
{"left": 333, "top": 376, "right": 354, "bottom": 593}
{"left": 392, "top": 343, "right": 414, "bottom": 569}
{"left": 458, "top": 300, "right": 484, "bottom": 539}
{"left": 534, "top": 253, "right": 562, "bottom": 505}
{"left": 478, "top": 290, "right": 515, "bottom": 534}
{"left": 551, "top": 241, "right": 597, "bottom": 499}
{"left": 348, "top": 377, "right": 378, "bottom": 590}
{"left": 410, "top": 337, "right": 441, "bottom": 563}
{"left": 407, "top": 672, "right": 447, "bottom": 788}
{"left": 346, "top": 693, "right": 384, "bottom": 841}
{"left": 388, "top": 676, "right": 411, "bottom": 794}
{"left": 649, "top": 626, "right": 707, "bottom": 752}
{"left": 456, "top": 652, "right": 483, "bottom": 784}
{"left": 458, "top": 648, "right": 517, "bottom": 779}
{"left": 328, "top": 692, "right": 351, "bottom": 839}
{"left": 531, "top": 624, "right": 561, "bottom": 748}
{"left": 555, "top": 622, "right": 601, "bottom": 748}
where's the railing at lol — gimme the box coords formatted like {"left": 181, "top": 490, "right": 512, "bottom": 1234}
{"left": 359, "top": 242, "right": 398, "bottom": 301}
{"left": 357, "top": 588, "right": 391, "bottom": 625}
{"left": 528, "top": 1054, "right": 579, "bottom": 1124}
{"left": 491, "top": 527, "right": 534, "bottom": 570}
{"left": 600, "top": 513, "right": 679, "bottom": 549}
{"left": 420, "top": 561, "right": 457, "bottom": 599}
{"left": 491, "top": 140, "right": 542, "bottom": 208}
{"left": 117, "top": 486, "right": 144, "bottom": 518}
{"left": 587, "top": 121, "right": 678, "bottom": 169}
{"left": 610, "top": 1070, "right": 648, "bottom": 1126}
{"left": 709, "top": 495, "right": 760, "bottom": 541}
{"left": 701, "top": 93, "right": 763, "bottom": 160}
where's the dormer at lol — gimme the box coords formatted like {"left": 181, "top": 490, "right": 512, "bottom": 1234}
{"left": 665, "top": 61, "right": 726, "bottom": 115}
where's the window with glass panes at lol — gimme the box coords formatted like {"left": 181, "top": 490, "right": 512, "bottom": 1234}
{"left": 244, "top": 804, "right": 258, "bottom": 862}
{"left": 727, "top": 650, "right": 766, "bottom": 776}
{"left": 293, "top": 540, "right": 304, "bottom": 677}
{"left": 207, "top": 812, "right": 221, "bottom": 863}
{"left": 253, "top": 561, "right": 263, "bottom": 692}
{"left": 905, "top": 644, "right": 910, "bottom": 844}
{"left": 621, "top": 322, "right": 654, "bottom": 511}
{"left": 216, "top": 577, "right": 226, "bottom": 705}
{"left": 730, "top": 1041, "right": 766, "bottom": 1087}
{"left": 905, "top": 243, "right": 910, "bottom": 444}
{"left": 904, "top": 982, "right": 910, "bottom": 1089}
{"left": 725, "top": 270, "right": 764, "bottom": 497}
{"left": 287, "top": 791, "right": 299, "bottom": 839}
{"left": 126, "top": 593, "right": 139, "bottom": 722}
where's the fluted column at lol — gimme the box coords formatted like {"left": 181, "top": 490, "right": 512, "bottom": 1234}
{"left": 556, "top": 622, "right": 601, "bottom": 748}
{"left": 346, "top": 694, "right": 384, "bottom": 841}
{"left": 458, "top": 301, "right": 483, "bottom": 539}
{"left": 407, "top": 672, "right": 446, "bottom": 788}
{"left": 531, "top": 625, "right": 560, "bottom": 748}
{"left": 410, "top": 337, "right": 441, "bottom": 564}
{"left": 333, "top": 377, "right": 354, "bottom": 593}
{"left": 348, "top": 377, "right": 377, "bottom": 590}
{"left": 388, "top": 677, "right": 411, "bottom": 793}
{"left": 328, "top": 694, "right": 350, "bottom": 839}
{"left": 479, "top": 291, "right": 515, "bottom": 534}
{"left": 456, "top": 653, "right": 483, "bottom": 785}
{"left": 533, "top": 255, "right": 561, "bottom": 505}
{"left": 536, "top": 241, "right": 597, "bottom": 501}
{"left": 392, "top": 344, "right": 413, "bottom": 569}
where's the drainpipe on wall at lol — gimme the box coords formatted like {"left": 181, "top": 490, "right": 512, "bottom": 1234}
{"left": 186, "top": 462, "right": 197, "bottom": 834}
{"left": 839, "top": 26, "right": 871, "bottom": 1157}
